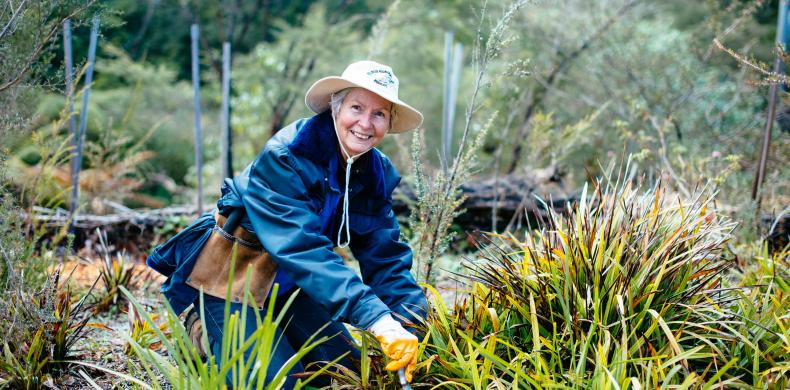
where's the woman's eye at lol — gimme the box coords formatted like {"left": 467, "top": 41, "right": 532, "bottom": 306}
{"left": 351, "top": 105, "right": 361, "bottom": 111}
{"left": 375, "top": 111, "right": 387, "bottom": 118}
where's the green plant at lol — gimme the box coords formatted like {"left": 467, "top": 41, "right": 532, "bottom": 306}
{"left": 153, "top": 214, "right": 193, "bottom": 245}
{"left": 361, "top": 172, "right": 790, "bottom": 388}
{"left": 124, "top": 301, "right": 167, "bottom": 356}
{"left": 1, "top": 133, "right": 97, "bottom": 389}
{"left": 461, "top": 177, "right": 741, "bottom": 387}
{"left": 110, "top": 282, "right": 334, "bottom": 389}
{"left": 0, "top": 266, "right": 97, "bottom": 389}
{"left": 719, "top": 243, "right": 790, "bottom": 387}
{"left": 93, "top": 229, "right": 140, "bottom": 313}
{"left": 301, "top": 330, "right": 402, "bottom": 389}
{"left": 408, "top": 0, "right": 531, "bottom": 285}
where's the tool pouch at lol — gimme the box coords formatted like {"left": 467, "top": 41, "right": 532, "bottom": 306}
{"left": 186, "top": 212, "right": 277, "bottom": 309}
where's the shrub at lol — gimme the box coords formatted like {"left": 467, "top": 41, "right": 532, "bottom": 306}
{"left": 351, "top": 177, "right": 789, "bottom": 388}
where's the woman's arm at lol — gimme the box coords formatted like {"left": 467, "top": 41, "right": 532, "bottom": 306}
{"left": 242, "top": 143, "right": 392, "bottom": 329}
{"left": 349, "top": 156, "right": 428, "bottom": 324}
{"left": 351, "top": 211, "right": 428, "bottom": 324}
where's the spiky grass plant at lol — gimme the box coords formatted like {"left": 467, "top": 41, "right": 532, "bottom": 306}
{"left": 719, "top": 244, "right": 789, "bottom": 388}
{"left": 108, "top": 283, "right": 334, "bottom": 389}
{"left": 91, "top": 252, "right": 337, "bottom": 389}
{"left": 300, "top": 330, "right": 404, "bottom": 389}
{"left": 464, "top": 179, "right": 742, "bottom": 386}
{"left": 93, "top": 229, "right": 140, "bottom": 313}
{"left": 0, "top": 266, "right": 96, "bottom": 389}
{"left": 399, "top": 177, "right": 788, "bottom": 388}
{"left": 124, "top": 301, "right": 167, "bottom": 356}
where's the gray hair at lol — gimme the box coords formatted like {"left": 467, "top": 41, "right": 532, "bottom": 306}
{"left": 329, "top": 87, "right": 396, "bottom": 130}
{"left": 330, "top": 88, "right": 352, "bottom": 115}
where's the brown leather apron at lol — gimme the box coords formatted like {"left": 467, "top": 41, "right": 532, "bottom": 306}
{"left": 185, "top": 212, "right": 278, "bottom": 309}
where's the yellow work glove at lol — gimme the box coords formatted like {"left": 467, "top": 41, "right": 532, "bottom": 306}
{"left": 369, "top": 314, "right": 419, "bottom": 382}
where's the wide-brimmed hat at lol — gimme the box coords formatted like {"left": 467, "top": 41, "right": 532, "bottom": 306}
{"left": 305, "top": 60, "right": 424, "bottom": 133}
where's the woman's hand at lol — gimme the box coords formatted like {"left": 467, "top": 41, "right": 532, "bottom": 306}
{"left": 369, "top": 314, "right": 418, "bottom": 382}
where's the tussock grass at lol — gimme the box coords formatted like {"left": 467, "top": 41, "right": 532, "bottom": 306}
{"left": 401, "top": 178, "right": 789, "bottom": 388}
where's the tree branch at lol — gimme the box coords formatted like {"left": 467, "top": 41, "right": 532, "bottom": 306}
{"left": 506, "top": 0, "right": 639, "bottom": 173}
{"left": 0, "top": 0, "right": 28, "bottom": 40}
{"left": 0, "top": 2, "right": 95, "bottom": 93}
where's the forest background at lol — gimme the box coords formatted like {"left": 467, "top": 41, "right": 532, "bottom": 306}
{"left": 1, "top": 0, "right": 789, "bottom": 388}
{"left": 2, "top": 0, "right": 787, "bottom": 232}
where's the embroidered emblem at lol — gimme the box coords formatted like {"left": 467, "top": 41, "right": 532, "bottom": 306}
{"left": 367, "top": 69, "right": 396, "bottom": 89}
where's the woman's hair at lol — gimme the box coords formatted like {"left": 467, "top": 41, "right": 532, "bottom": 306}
{"left": 330, "top": 88, "right": 352, "bottom": 116}
{"left": 330, "top": 87, "right": 396, "bottom": 130}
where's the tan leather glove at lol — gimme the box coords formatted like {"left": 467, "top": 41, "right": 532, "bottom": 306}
{"left": 369, "top": 314, "right": 418, "bottom": 382}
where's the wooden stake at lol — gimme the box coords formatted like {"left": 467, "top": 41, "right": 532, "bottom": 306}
{"left": 752, "top": 0, "right": 788, "bottom": 206}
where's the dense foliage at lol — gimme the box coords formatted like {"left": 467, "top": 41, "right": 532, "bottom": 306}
{"left": 402, "top": 179, "right": 788, "bottom": 388}
{"left": 1, "top": 0, "right": 788, "bottom": 388}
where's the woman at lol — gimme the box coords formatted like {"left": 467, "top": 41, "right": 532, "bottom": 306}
{"left": 147, "top": 60, "right": 427, "bottom": 388}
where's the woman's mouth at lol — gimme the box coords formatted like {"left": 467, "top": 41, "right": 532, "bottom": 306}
{"left": 349, "top": 129, "right": 373, "bottom": 141}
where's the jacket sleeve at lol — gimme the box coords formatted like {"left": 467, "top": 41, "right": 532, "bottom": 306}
{"left": 242, "top": 144, "right": 391, "bottom": 330}
{"left": 350, "top": 207, "right": 428, "bottom": 325}
{"left": 349, "top": 156, "right": 428, "bottom": 324}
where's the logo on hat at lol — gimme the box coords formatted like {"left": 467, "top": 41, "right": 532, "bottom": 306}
{"left": 367, "top": 69, "right": 396, "bottom": 89}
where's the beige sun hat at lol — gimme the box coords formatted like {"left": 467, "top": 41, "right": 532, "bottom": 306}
{"left": 305, "top": 60, "right": 424, "bottom": 133}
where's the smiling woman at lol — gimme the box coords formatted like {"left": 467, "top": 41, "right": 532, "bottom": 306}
{"left": 147, "top": 60, "right": 426, "bottom": 388}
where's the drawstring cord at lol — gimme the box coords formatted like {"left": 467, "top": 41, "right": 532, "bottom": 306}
{"left": 332, "top": 114, "right": 367, "bottom": 248}
{"left": 338, "top": 156, "right": 353, "bottom": 248}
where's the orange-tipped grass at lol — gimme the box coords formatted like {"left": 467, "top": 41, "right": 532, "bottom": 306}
{"left": 460, "top": 178, "right": 745, "bottom": 386}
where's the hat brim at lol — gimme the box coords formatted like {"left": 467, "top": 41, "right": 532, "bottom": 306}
{"left": 305, "top": 76, "right": 423, "bottom": 133}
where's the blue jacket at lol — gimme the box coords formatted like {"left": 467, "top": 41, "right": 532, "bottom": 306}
{"left": 147, "top": 111, "right": 427, "bottom": 330}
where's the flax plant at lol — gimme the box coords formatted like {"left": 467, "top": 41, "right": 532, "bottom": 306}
{"left": 460, "top": 177, "right": 760, "bottom": 387}
{"left": 398, "top": 174, "right": 788, "bottom": 388}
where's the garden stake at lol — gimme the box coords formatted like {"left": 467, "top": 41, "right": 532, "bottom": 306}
{"left": 190, "top": 23, "right": 204, "bottom": 214}
{"left": 69, "top": 15, "right": 100, "bottom": 235}
{"left": 220, "top": 41, "right": 233, "bottom": 179}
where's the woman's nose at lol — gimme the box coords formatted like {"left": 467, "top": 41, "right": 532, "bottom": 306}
{"left": 358, "top": 114, "right": 373, "bottom": 129}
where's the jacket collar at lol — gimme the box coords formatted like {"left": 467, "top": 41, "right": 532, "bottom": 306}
{"left": 289, "top": 111, "right": 386, "bottom": 199}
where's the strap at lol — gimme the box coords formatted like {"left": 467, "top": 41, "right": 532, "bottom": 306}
{"left": 214, "top": 211, "right": 261, "bottom": 248}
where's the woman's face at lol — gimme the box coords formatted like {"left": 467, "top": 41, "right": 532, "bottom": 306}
{"left": 334, "top": 88, "right": 392, "bottom": 158}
